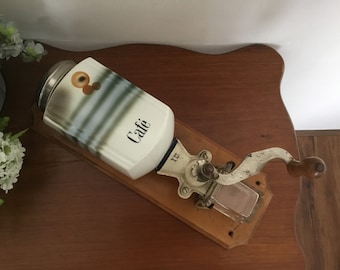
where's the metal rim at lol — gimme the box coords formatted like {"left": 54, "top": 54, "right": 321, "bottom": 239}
{"left": 37, "top": 60, "right": 76, "bottom": 112}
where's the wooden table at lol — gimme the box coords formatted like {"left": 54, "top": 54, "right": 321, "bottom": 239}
{"left": 0, "top": 44, "right": 304, "bottom": 269}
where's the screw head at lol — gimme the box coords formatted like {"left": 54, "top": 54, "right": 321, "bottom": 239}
{"left": 182, "top": 186, "right": 189, "bottom": 194}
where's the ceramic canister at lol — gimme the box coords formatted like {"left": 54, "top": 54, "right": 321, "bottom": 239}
{"left": 37, "top": 57, "right": 175, "bottom": 179}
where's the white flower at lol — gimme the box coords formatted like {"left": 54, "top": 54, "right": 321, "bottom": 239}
{"left": 0, "top": 135, "right": 25, "bottom": 193}
{"left": 0, "top": 18, "right": 47, "bottom": 62}
{"left": 0, "top": 20, "right": 24, "bottom": 60}
{"left": 21, "top": 40, "right": 47, "bottom": 62}
{"left": 0, "top": 117, "right": 26, "bottom": 194}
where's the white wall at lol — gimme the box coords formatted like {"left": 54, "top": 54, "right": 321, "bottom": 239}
{"left": 2, "top": 0, "right": 340, "bottom": 130}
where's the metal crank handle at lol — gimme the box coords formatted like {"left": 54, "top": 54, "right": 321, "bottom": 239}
{"left": 156, "top": 140, "right": 326, "bottom": 199}
{"left": 156, "top": 140, "right": 326, "bottom": 223}
{"left": 216, "top": 147, "right": 326, "bottom": 186}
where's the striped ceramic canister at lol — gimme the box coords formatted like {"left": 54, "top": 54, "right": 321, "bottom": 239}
{"left": 38, "top": 57, "right": 175, "bottom": 179}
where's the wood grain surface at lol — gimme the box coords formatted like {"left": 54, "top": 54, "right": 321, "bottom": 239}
{"left": 0, "top": 44, "right": 304, "bottom": 269}
{"left": 296, "top": 134, "right": 340, "bottom": 270}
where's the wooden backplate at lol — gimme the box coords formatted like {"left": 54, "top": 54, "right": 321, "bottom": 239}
{"left": 32, "top": 105, "right": 272, "bottom": 249}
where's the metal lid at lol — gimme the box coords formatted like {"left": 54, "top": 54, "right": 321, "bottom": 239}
{"left": 37, "top": 60, "right": 76, "bottom": 112}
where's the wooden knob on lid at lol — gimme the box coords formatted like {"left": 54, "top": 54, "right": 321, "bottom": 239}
{"left": 287, "top": 157, "right": 326, "bottom": 178}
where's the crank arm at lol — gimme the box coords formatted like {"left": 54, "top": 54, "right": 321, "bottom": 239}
{"left": 156, "top": 138, "right": 326, "bottom": 222}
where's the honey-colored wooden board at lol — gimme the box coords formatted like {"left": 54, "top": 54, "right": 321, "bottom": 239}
{"left": 32, "top": 105, "right": 272, "bottom": 249}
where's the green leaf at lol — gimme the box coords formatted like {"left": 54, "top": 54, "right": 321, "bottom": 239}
{"left": 0, "top": 116, "right": 9, "bottom": 131}
{"left": 10, "top": 128, "right": 28, "bottom": 141}
{"left": 0, "top": 198, "right": 4, "bottom": 206}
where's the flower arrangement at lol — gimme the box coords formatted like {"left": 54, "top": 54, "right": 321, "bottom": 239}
{"left": 0, "top": 17, "right": 42, "bottom": 205}
{"left": 0, "top": 17, "right": 47, "bottom": 62}
{"left": 0, "top": 117, "right": 26, "bottom": 205}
